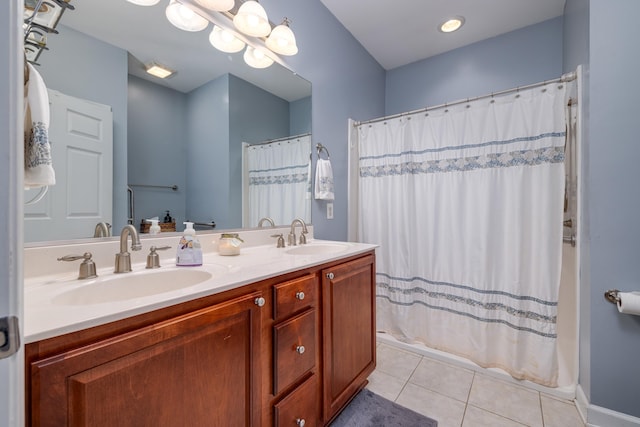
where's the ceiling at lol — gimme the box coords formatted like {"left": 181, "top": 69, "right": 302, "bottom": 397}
{"left": 320, "top": 0, "right": 566, "bottom": 70}
{"left": 56, "top": 0, "right": 566, "bottom": 96}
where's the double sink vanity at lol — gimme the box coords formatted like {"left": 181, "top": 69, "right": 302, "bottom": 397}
{"left": 24, "top": 227, "right": 377, "bottom": 426}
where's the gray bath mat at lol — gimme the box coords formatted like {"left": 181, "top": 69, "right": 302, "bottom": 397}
{"left": 330, "top": 389, "right": 438, "bottom": 427}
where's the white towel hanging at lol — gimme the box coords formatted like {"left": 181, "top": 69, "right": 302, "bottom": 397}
{"left": 24, "top": 62, "right": 56, "bottom": 189}
{"left": 314, "top": 158, "right": 334, "bottom": 200}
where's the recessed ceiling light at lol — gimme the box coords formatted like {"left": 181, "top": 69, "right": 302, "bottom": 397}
{"left": 145, "top": 63, "right": 175, "bottom": 79}
{"left": 439, "top": 16, "right": 465, "bottom": 33}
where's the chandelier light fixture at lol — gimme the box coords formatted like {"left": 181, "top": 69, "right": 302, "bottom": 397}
{"left": 128, "top": 0, "right": 298, "bottom": 69}
{"left": 165, "top": 0, "right": 209, "bottom": 32}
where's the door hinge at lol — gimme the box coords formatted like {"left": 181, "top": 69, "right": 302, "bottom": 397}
{"left": 0, "top": 316, "right": 20, "bottom": 359}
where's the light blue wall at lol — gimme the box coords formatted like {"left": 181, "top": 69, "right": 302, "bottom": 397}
{"left": 228, "top": 74, "right": 291, "bottom": 228}
{"left": 127, "top": 75, "right": 187, "bottom": 227}
{"left": 37, "top": 26, "right": 129, "bottom": 232}
{"left": 261, "top": 0, "right": 386, "bottom": 241}
{"left": 290, "top": 96, "right": 312, "bottom": 137}
{"left": 587, "top": 0, "right": 640, "bottom": 418}
{"left": 185, "top": 75, "right": 230, "bottom": 229}
{"left": 386, "top": 17, "right": 564, "bottom": 115}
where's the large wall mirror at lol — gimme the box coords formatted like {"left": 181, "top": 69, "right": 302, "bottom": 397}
{"left": 24, "top": 1, "right": 312, "bottom": 244}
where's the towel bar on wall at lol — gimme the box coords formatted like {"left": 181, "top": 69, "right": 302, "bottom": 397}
{"left": 316, "top": 143, "right": 330, "bottom": 160}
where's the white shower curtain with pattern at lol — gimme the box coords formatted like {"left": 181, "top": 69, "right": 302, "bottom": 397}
{"left": 357, "top": 83, "right": 568, "bottom": 386}
{"left": 244, "top": 135, "right": 311, "bottom": 227}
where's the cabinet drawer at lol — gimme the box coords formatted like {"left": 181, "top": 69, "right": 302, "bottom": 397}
{"left": 274, "top": 309, "right": 316, "bottom": 395}
{"left": 273, "top": 274, "right": 317, "bottom": 321}
{"left": 274, "top": 374, "right": 319, "bottom": 427}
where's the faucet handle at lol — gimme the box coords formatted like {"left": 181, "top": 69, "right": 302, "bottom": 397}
{"left": 146, "top": 246, "right": 171, "bottom": 269}
{"left": 57, "top": 252, "right": 98, "bottom": 280}
{"left": 299, "top": 230, "right": 308, "bottom": 245}
{"left": 271, "top": 234, "right": 285, "bottom": 248}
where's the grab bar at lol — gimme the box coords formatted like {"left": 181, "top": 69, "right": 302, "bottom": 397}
{"left": 129, "top": 184, "right": 178, "bottom": 191}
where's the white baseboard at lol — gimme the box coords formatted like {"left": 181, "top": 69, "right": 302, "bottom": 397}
{"left": 576, "top": 384, "right": 640, "bottom": 427}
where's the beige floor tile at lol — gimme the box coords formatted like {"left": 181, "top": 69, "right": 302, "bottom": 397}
{"left": 468, "top": 374, "right": 543, "bottom": 427}
{"left": 463, "top": 405, "right": 528, "bottom": 426}
{"left": 409, "top": 357, "right": 475, "bottom": 402}
{"left": 366, "top": 369, "right": 407, "bottom": 402}
{"left": 540, "top": 394, "right": 584, "bottom": 427}
{"left": 376, "top": 343, "right": 422, "bottom": 382}
{"left": 396, "top": 382, "right": 466, "bottom": 427}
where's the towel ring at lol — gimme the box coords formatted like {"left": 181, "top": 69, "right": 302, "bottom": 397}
{"left": 316, "top": 143, "right": 330, "bottom": 160}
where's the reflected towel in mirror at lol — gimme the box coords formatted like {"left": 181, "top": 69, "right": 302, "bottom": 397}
{"left": 24, "top": 62, "right": 55, "bottom": 189}
{"left": 314, "top": 158, "right": 334, "bottom": 200}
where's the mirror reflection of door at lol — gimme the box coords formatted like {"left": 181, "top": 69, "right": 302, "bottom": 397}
{"left": 24, "top": 90, "right": 113, "bottom": 243}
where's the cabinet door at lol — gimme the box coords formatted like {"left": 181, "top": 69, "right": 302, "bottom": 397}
{"left": 28, "top": 292, "right": 264, "bottom": 427}
{"left": 322, "top": 255, "right": 376, "bottom": 421}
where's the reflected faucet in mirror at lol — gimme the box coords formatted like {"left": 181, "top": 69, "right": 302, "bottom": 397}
{"left": 258, "top": 217, "right": 275, "bottom": 228}
{"left": 93, "top": 222, "right": 112, "bottom": 238}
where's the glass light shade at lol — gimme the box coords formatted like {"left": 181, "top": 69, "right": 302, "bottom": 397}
{"left": 166, "top": 0, "right": 209, "bottom": 32}
{"left": 194, "top": 0, "right": 234, "bottom": 12}
{"left": 266, "top": 20, "right": 298, "bottom": 56}
{"left": 243, "top": 46, "right": 274, "bottom": 69}
{"left": 209, "top": 26, "right": 245, "bottom": 53}
{"left": 233, "top": 1, "right": 271, "bottom": 37}
{"left": 126, "top": 0, "right": 161, "bottom": 5}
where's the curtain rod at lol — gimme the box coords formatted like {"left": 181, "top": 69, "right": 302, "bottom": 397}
{"left": 354, "top": 71, "right": 577, "bottom": 127}
{"left": 246, "top": 133, "right": 311, "bottom": 147}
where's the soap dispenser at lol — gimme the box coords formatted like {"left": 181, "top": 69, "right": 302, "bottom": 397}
{"left": 148, "top": 219, "right": 161, "bottom": 235}
{"left": 176, "top": 222, "right": 203, "bottom": 266}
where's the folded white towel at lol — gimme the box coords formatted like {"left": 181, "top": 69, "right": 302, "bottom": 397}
{"left": 314, "top": 158, "right": 334, "bottom": 200}
{"left": 24, "top": 63, "right": 55, "bottom": 189}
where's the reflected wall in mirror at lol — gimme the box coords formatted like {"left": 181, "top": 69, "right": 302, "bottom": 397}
{"left": 24, "top": 1, "right": 312, "bottom": 244}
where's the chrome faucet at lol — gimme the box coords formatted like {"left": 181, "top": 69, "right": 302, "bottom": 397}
{"left": 93, "top": 221, "right": 111, "bottom": 238}
{"left": 114, "top": 224, "right": 142, "bottom": 273}
{"left": 258, "top": 217, "right": 275, "bottom": 228}
{"left": 288, "top": 218, "right": 308, "bottom": 246}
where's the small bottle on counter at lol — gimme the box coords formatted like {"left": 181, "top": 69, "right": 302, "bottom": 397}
{"left": 218, "top": 233, "right": 244, "bottom": 256}
{"left": 176, "top": 222, "right": 203, "bottom": 266}
{"left": 148, "top": 219, "right": 161, "bottom": 235}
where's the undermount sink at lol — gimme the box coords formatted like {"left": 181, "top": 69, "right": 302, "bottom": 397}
{"left": 52, "top": 267, "right": 220, "bottom": 305}
{"left": 285, "top": 242, "right": 350, "bottom": 256}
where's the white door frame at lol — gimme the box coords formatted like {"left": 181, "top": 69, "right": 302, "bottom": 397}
{"left": 0, "top": 1, "right": 25, "bottom": 426}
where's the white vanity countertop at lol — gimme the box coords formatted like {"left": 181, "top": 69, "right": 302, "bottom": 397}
{"left": 24, "top": 238, "right": 377, "bottom": 343}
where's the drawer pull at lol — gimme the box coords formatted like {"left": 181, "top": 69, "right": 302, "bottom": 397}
{"left": 326, "top": 272, "right": 334, "bottom": 280}
{"left": 296, "top": 419, "right": 306, "bottom": 427}
{"left": 296, "top": 345, "right": 306, "bottom": 355}
{"left": 295, "top": 291, "right": 305, "bottom": 300}
{"left": 254, "top": 297, "right": 266, "bottom": 307}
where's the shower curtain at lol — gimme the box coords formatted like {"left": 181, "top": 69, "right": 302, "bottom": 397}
{"left": 243, "top": 135, "right": 311, "bottom": 227}
{"left": 356, "top": 83, "right": 569, "bottom": 386}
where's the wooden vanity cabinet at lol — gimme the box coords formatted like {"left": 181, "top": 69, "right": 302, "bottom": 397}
{"left": 26, "top": 290, "right": 265, "bottom": 427}
{"left": 25, "top": 251, "right": 376, "bottom": 427}
{"left": 322, "top": 254, "right": 376, "bottom": 422}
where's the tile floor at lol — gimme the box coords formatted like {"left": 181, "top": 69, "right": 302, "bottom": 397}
{"left": 366, "top": 342, "right": 585, "bottom": 427}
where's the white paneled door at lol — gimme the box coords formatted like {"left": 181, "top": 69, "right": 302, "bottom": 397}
{"left": 24, "top": 90, "right": 113, "bottom": 242}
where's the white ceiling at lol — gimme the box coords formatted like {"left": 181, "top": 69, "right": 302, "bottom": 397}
{"left": 57, "top": 0, "right": 566, "bottom": 96}
{"left": 320, "top": 0, "right": 566, "bottom": 70}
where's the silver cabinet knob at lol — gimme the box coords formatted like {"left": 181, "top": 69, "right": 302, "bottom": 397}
{"left": 254, "top": 297, "right": 266, "bottom": 307}
{"left": 326, "top": 272, "right": 335, "bottom": 280}
{"left": 296, "top": 345, "right": 305, "bottom": 354}
{"left": 295, "top": 291, "right": 305, "bottom": 300}
{"left": 296, "top": 419, "right": 305, "bottom": 427}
